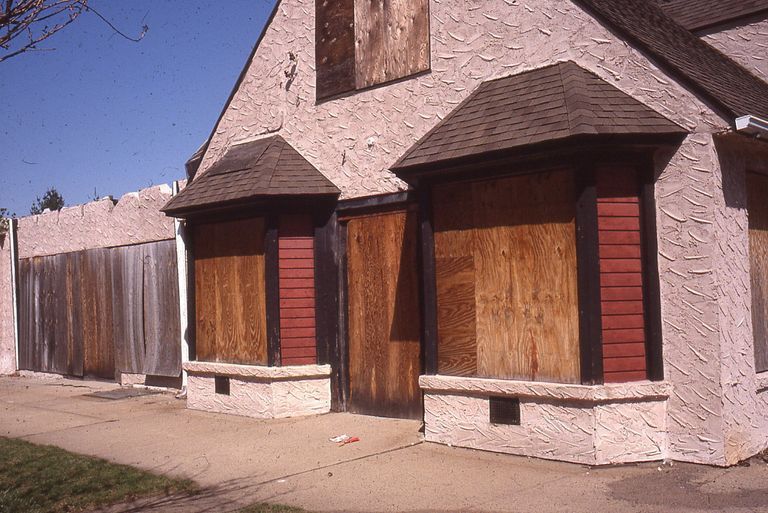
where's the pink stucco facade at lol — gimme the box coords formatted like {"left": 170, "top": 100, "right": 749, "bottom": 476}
{"left": 191, "top": 0, "right": 767, "bottom": 466}
{"left": 17, "top": 184, "right": 176, "bottom": 259}
{"left": 702, "top": 17, "right": 768, "bottom": 83}
{"left": 0, "top": 238, "right": 14, "bottom": 375}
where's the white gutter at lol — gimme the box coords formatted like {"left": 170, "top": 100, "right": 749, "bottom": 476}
{"left": 735, "top": 115, "right": 768, "bottom": 137}
{"left": 9, "top": 219, "right": 19, "bottom": 372}
{"left": 172, "top": 181, "right": 190, "bottom": 389}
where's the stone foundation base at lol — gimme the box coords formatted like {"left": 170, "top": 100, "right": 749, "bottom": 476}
{"left": 183, "top": 361, "right": 331, "bottom": 419}
{"left": 421, "top": 375, "right": 671, "bottom": 465}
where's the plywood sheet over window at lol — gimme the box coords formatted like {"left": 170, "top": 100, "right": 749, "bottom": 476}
{"left": 194, "top": 218, "right": 268, "bottom": 365}
{"left": 433, "top": 170, "right": 581, "bottom": 383}
{"left": 748, "top": 171, "right": 768, "bottom": 373}
{"left": 316, "top": 0, "right": 430, "bottom": 99}
{"left": 346, "top": 210, "right": 422, "bottom": 419}
{"left": 354, "top": 0, "right": 430, "bottom": 90}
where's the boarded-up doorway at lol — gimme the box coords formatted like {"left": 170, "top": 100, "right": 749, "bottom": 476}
{"left": 345, "top": 210, "right": 422, "bottom": 419}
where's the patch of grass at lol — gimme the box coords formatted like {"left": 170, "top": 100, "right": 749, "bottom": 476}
{"left": 237, "top": 504, "right": 309, "bottom": 513}
{"left": 0, "top": 437, "right": 196, "bottom": 513}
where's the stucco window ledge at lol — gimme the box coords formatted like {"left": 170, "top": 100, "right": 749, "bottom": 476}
{"left": 755, "top": 372, "right": 768, "bottom": 393}
{"left": 183, "top": 361, "right": 331, "bottom": 381}
{"left": 419, "top": 375, "right": 672, "bottom": 404}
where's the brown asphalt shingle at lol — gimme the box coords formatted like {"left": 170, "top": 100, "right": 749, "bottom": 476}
{"left": 163, "top": 135, "right": 339, "bottom": 216}
{"left": 392, "top": 61, "right": 686, "bottom": 172}
{"left": 656, "top": 0, "right": 768, "bottom": 31}
{"left": 575, "top": 0, "right": 768, "bottom": 122}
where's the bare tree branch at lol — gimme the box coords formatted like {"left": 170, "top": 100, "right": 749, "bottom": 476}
{"left": 0, "top": 0, "right": 148, "bottom": 63}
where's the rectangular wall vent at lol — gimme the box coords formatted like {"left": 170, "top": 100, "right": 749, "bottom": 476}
{"left": 214, "top": 376, "right": 230, "bottom": 395}
{"left": 489, "top": 397, "right": 520, "bottom": 425}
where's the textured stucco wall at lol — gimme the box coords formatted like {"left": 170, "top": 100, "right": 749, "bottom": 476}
{"left": 185, "top": 363, "right": 331, "bottom": 419}
{"left": 17, "top": 184, "right": 176, "bottom": 259}
{"left": 0, "top": 238, "right": 15, "bottom": 375}
{"left": 712, "top": 137, "right": 768, "bottom": 465}
{"left": 198, "top": 0, "right": 728, "bottom": 198}
{"left": 702, "top": 16, "right": 768, "bottom": 82}
{"left": 422, "top": 376, "right": 669, "bottom": 465}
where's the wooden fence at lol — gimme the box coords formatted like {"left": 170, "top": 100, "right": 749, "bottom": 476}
{"left": 18, "top": 240, "right": 181, "bottom": 379}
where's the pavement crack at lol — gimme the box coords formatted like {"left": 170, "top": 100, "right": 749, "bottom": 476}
{"left": 249, "top": 440, "right": 425, "bottom": 488}
{"left": 20, "top": 418, "right": 120, "bottom": 438}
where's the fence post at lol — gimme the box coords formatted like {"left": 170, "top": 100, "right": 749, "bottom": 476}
{"left": 9, "top": 219, "right": 19, "bottom": 372}
{"left": 172, "top": 182, "right": 189, "bottom": 388}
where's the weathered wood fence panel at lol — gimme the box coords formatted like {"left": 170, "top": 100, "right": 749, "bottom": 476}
{"left": 143, "top": 240, "right": 181, "bottom": 376}
{"left": 18, "top": 240, "right": 180, "bottom": 379}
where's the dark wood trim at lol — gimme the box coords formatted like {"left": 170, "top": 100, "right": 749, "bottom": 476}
{"left": 265, "top": 216, "right": 281, "bottom": 367}
{"left": 575, "top": 167, "right": 604, "bottom": 385}
{"left": 314, "top": 211, "right": 343, "bottom": 408}
{"left": 183, "top": 220, "right": 197, "bottom": 361}
{"left": 337, "top": 221, "right": 351, "bottom": 410}
{"left": 166, "top": 196, "right": 339, "bottom": 222}
{"left": 639, "top": 161, "right": 665, "bottom": 381}
{"left": 336, "top": 191, "right": 415, "bottom": 217}
{"left": 418, "top": 186, "right": 438, "bottom": 375}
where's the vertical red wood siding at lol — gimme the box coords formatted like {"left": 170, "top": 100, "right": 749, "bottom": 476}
{"left": 279, "top": 215, "right": 317, "bottom": 365}
{"left": 597, "top": 169, "right": 648, "bottom": 383}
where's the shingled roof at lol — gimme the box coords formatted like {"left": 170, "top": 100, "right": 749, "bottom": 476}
{"left": 575, "top": 0, "right": 768, "bottom": 122}
{"left": 656, "top": 0, "right": 768, "bottom": 32}
{"left": 163, "top": 135, "right": 339, "bottom": 216}
{"left": 391, "top": 61, "right": 686, "bottom": 173}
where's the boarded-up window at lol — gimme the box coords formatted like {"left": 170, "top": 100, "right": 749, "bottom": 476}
{"left": 279, "top": 215, "right": 317, "bottom": 366}
{"left": 748, "top": 171, "right": 768, "bottom": 373}
{"left": 433, "top": 170, "right": 581, "bottom": 383}
{"left": 596, "top": 168, "right": 648, "bottom": 382}
{"left": 316, "top": 0, "right": 430, "bottom": 100}
{"left": 194, "top": 218, "right": 268, "bottom": 365}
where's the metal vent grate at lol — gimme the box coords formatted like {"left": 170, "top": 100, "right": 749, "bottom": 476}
{"left": 489, "top": 397, "right": 520, "bottom": 425}
{"left": 214, "top": 376, "right": 230, "bottom": 395}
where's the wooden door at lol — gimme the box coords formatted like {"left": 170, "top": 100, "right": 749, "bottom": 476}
{"left": 346, "top": 210, "right": 422, "bottom": 419}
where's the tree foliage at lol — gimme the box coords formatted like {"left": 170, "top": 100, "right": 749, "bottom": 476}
{"left": 0, "top": 207, "right": 13, "bottom": 242}
{"left": 30, "top": 187, "right": 65, "bottom": 215}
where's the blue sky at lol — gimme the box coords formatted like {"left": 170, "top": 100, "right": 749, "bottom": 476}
{"left": 0, "top": 0, "right": 275, "bottom": 216}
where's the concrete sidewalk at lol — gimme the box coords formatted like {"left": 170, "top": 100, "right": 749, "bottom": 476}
{"left": 1, "top": 376, "right": 767, "bottom": 513}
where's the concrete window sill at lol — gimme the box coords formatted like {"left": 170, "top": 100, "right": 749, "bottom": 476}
{"left": 419, "top": 375, "right": 671, "bottom": 404}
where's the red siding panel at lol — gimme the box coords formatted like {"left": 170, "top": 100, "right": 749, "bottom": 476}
{"left": 278, "top": 215, "right": 317, "bottom": 366}
{"left": 597, "top": 168, "right": 648, "bottom": 382}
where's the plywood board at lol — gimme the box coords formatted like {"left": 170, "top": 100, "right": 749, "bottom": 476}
{"left": 194, "top": 218, "right": 268, "bottom": 365}
{"left": 315, "top": 0, "right": 356, "bottom": 99}
{"left": 143, "top": 240, "right": 182, "bottom": 377}
{"left": 433, "top": 171, "right": 581, "bottom": 383}
{"left": 347, "top": 211, "right": 422, "bottom": 419}
{"left": 354, "top": 0, "right": 430, "bottom": 89}
{"left": 748, "top": 171, "right": 768, "bottom": 373}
